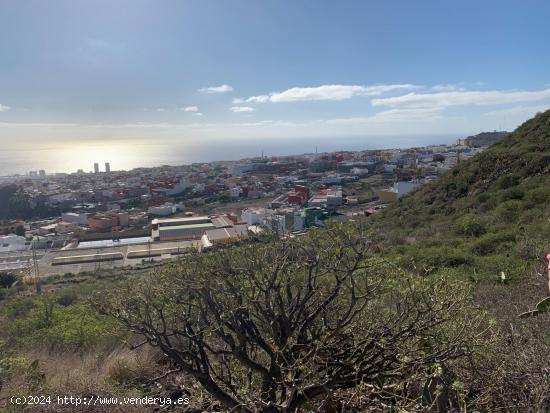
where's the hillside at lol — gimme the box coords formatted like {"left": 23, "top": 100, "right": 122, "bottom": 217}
{"left": 367, "top": 111, "right": 550, "bottom": 409}
{"left": 387, "top": 110, "right": 549, "bottom": 220}
{"left": 460, "top": 130, "right": 509, "bottom": 147}
{"left": 375, "top": 109, "right": 550, "bottom": 285}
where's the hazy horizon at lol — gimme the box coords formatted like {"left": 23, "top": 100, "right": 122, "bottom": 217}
{"left": 1, "top": 133, "right": 463, "bottom": 176}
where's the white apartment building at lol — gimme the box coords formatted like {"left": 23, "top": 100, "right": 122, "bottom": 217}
{"left": 241, "top": 208, "right": 269, "bottom": 225}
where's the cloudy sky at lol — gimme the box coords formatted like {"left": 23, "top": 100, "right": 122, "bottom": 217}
{"left": 1, "top": 0, "right": 550, "bottom": 145}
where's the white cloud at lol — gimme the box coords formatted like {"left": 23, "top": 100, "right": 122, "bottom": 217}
{"left": 431, "top": 84, "right": 464, "bottom": 92}
{"left": 229, "top": 107, "right": 444, "bottom": 129}
{"left": 0, "top": 104, "right": 11, "bottom": 112}
{"left": 325, "top": 107, "right": 444, "bottom": 125}
{"left": 231, "top": 106, "right": 255, "bottom": 113}
{"left": 199, "top": 84, "right": 234, "bottom": 93}
{"left": 121, "top": 122, "right": 171, "bottom": 128}
{"left": 156, "top": 108, "right": 166, "bottom": 112}
{"left": 0, "top": 121, "right": 76, "bottom": 127}
{"left": 242, "top": 95, "right": 271, "bottom": 103}
{"left": 181, "top": 106, "right": 199, "bottom": 112}
{"left": 372, "top": 88, "right": 550, "bottom": 108}
{"left": 232, "top": 120, "right": 297, "bottom": 127}
{"left": 483, "top": 105, "right": 550, "bottom": 117}
{"left": 192, "top": 112, "right": 204, "bottom": 117}
{"left": 273, "top": 84, "right": 418, "bottom": 102}
{"left": 237, "top": 84, "right": 419, "bottom": 104}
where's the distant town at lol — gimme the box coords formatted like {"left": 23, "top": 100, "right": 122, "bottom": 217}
{"left": 0, "top": 131, "right": 507, "bottom": 277}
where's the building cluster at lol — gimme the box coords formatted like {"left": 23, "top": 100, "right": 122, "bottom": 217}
{"left": 0, "top": 132, "right": 502, "bottom": 258}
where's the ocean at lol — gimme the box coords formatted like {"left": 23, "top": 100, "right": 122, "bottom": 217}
{"left": 0, "top": 134, "right": 457, "bottom": 176}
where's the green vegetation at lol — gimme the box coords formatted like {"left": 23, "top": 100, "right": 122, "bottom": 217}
{"left": 0, "top": 340, "right": 44, "bottom": 398}
{"left": 1, "top": 110, "right": 549, "bottom": 411}
{"left": 0, "top": 276, "right": 142, "bottom": 410}
{"left": 14, "top": 225, "right": 25, "bottom": 236}
{"left": 96, "top": 224, "right": 490, "bottom": 412}
{"left": 0, "top": 272, "right": 18, "bottom": 289}
{"left": 375, "top": 110, "right": 550, "bottom": 287}
{"left": 1, "top": 288, "right": 122, "bottom": 351}
{"left": 7, "top": 300, "right": 119, "bottom": 350}
{"left": 365, "top": 110, "right": 550, "bottom": 410}
{"left": 0, "top": 184, "right": 59, "bottom": 220}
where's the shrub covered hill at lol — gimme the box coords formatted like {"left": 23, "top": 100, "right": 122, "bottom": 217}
{"left": 373, "top": 109, "right": 550, "bottom": 288}
{"left": 366, "top": 110, "right": 550, "bottom": 409}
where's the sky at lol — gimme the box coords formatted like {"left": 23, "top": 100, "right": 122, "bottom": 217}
{"left": 1, "top": 0, "right": 550, "bottom": 155}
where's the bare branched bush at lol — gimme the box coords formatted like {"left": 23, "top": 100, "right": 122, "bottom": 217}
{"left": 95, "top": 224, "right": 485, "bottom": 412}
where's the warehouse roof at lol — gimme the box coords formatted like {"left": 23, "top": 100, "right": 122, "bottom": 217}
{"left": 159, "top": 222, "right": 216, "bottom": 231}
{"left": 212, "top": 216, "right": 234, "bottom": 228}
{"left": 158, "top": 223, "right": 216, "bottom": 231}
{"left": 204, "top": 224, "right": 249, "bottom": 241}
{"left": 152, "top": 216, "right": 210, "bottom": 225}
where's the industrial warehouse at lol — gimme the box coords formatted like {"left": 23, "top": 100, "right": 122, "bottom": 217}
{"left": 0, "top": 212, "right": 257, "bottom": 277}
{"left": 152, "top": 216, "right": 217, "bottom": 241}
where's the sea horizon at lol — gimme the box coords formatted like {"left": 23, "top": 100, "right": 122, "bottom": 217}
{"left": 0, "top": 133, "right": 461, "bottom": 176}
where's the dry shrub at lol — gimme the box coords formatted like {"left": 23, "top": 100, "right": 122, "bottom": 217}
{"left": 103, "top": 347, "right": 159, "bottom": 388}
{"left": 12, "top": 344, "right": 161, "bottom": 395}
{"left": 469, "top": 277, "right": 550, "bottom": 411}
